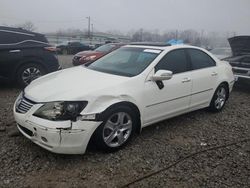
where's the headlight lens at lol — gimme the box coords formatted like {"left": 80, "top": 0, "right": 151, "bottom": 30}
{"left": 33, "top": 101, "right": 88, "bottom": 121}
{"left": 84, "top": 55, "right": 96, "bottom": 61}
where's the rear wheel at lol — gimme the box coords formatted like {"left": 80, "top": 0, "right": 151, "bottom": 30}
{"left": 93, "top": 106, "right": 136, "bottom": 152}
{"left": 209, "top": 83, "right": 228, "bottom": 112}
{"left": 16, "top": 63, "right": 46, "bottom": 87}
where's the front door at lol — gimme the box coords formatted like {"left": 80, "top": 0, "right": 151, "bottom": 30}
{"left": 143, "top": 49, "right": 192, "bottom": 126}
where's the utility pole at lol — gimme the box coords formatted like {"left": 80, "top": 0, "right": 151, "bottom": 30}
{"left": 91, "top": 24, "right": 94, "bottom": 38}
{"left": 86, "top": 16, "right": 90, "bottom": 39}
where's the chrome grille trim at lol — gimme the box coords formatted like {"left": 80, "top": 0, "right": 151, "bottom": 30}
{"left": 16, "top": 97, "right": 36, "bottom": 114}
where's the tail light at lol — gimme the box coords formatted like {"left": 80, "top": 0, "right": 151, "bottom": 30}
{"left": 44, "top": 46, "right": 58, "bottom": 52}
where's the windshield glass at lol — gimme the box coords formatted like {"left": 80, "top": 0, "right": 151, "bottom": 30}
{"left": 95, "top": 44, "right": 116, "bottom": 52}
{"left": 88, "top": 47, "right": 161, "bottom": 77}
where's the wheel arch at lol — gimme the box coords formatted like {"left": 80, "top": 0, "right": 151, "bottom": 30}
{"left": 98, "top": 101, "right": 142, "bottom": 134}
{"left": 12, "top": 58, "right": 47, "bottom": 80}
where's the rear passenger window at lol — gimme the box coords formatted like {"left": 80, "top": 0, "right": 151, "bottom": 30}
{"left": 0, "top": 31, "right": 20, "bottom": 44}
{"left": 188, "top": 49, "right": 216, "bottom": 70}
{"left": 155, "top": 49, "right": 189, "bottom": 74}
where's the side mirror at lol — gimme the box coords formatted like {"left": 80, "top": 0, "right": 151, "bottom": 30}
{"left": 151, "top": 70, "right": 173, "bottom": 81}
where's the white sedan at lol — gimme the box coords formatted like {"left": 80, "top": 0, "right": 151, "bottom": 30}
{"left": 13, "top": 43, "right": 235, "bottom": 154}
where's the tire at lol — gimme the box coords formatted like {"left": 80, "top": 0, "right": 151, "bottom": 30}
{"left": 16, "top": 63, "right": 46, "bottom": 87}
{"left": 93, "top": 106, "right": 137, "bottom": 152}
{"left": 209, "top": 83, "right": 228, "bottom": 112}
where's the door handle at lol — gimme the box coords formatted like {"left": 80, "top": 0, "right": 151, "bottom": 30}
{"left": 182, "top": 78, "right": 191, "bottom": 83}
{"left": 211, "top": 72, "right": 218, "bottom": 76}
{"left": 9, "top": 49, "right": 21, "bottom": 53}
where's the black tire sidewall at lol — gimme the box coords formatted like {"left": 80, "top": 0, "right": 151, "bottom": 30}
{"left": 93, "top": 105, "right": 137, "bottom": 152}
{"left": 16, "top": 63, "right": 45, "bottom": 87}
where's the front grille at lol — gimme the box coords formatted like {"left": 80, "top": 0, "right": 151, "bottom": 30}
{"left": 16, "top": 97, "right": 36, "bottom": 114}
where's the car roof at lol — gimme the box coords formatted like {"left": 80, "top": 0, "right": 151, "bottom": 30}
{"left": 0, "top": 26, "right": 44, "bottom": 36}
{"left": 125, "top": 43, "right": 203, "bottom": 51}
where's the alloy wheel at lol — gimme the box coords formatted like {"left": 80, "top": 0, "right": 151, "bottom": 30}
{"left": 22, "top": 67, "right": 42, "bottom": 85}
{"left": 103, "top": 112, "right": 133, "bottom": 148}
{"left": 215, "top": 87, "right": 226, "bottom": 109}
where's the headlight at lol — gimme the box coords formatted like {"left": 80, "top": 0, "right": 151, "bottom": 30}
{"left": 84, "top": 55, "right": 96, "bottom": 61}
{"left": 33, "top": 101, "right": 88, "bottom": 121}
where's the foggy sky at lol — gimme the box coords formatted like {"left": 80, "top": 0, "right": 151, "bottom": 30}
{"left": 1, "top": 0, "right": 250, "bottom": 34}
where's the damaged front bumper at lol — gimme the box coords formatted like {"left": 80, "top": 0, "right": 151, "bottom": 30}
{"left": 13, "top": 102, "right": 102, "bottom": 154}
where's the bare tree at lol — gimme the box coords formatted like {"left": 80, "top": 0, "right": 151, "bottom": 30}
{"left": 16, "top": 21, "right": 36, "bottom": 32}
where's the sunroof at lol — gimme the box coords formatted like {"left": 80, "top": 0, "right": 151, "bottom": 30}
{"left": 129, "top": 42, "right": 171, "bottom": 47}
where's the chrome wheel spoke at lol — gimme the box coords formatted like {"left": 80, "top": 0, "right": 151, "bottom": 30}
{"left": 117, "top": 133, "right": 125, "bottom": 145}
{"left": 105, "top": 131, "right": 117, "bottom": 144}
{"left": 105, "top": 120, "right": 116, "bottom": 131}
{"left": 121, "top": 120, "right": 132, "bottom": 132}
{"left": 117, "top": 112, "right": 126, "bottom": 124}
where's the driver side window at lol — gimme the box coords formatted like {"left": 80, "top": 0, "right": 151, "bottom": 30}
{"left": 155, "top": 49, "right": 189, "bottom": 74}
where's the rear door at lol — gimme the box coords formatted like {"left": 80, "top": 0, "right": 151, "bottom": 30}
{"left": 187, "top": 48, "right": 218, "bottom": 109}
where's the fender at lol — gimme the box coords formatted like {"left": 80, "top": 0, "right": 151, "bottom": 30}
{"left": 81, "top": 94, "right": 142, "bottom": 116}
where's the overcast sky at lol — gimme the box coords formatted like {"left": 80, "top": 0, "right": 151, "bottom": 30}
{"left": 1, "top": 0, "right": 250, "bottom": 34}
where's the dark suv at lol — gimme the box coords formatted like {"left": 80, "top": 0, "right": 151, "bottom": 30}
{"left": 56, "top": 41, "right": 91, "bottom": 55}
{"left": 0, "top": 26, "right": 60, "bottom": 87}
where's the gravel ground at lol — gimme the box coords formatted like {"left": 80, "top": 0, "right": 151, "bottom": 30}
{"left": 0, "top": 56, "right": 249, "bottom": 187}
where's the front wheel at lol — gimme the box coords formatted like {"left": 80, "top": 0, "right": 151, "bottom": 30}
{"left": 93, "top": 106, "right": 136, "bottom": 152}
{"left": 209, "top": 83, "right": 228, "bottom": 112}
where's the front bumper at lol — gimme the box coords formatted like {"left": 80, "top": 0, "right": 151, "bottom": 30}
{"left": 13, "top": 101, "right": 102, "bottom": 154}
{"left": 72, "top": 56, "right": 83, "bottom": 66}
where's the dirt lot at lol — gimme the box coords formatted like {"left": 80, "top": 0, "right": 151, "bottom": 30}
{"left": 0, "top": 56, "right": 249, "bottom": 188}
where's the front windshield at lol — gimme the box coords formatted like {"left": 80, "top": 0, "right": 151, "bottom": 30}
{"left": 95, "top": 44, "right": 116, "bottom": 52}
{"left": 88, "top": 47, "right": 161, "bottom": 77}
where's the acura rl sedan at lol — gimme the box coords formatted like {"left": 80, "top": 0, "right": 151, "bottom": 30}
{"left": 13, "top": 43, "right": 235, "bottom": 154}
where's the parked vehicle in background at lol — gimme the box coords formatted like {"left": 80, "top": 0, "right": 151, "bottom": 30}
{"left": 225, "top": 36, "right": 250, "bottom": 80}
{"left": 0, "top": 26, "right": 60, "bottom": 87}
{"left": 210, "top": 48, "right": 232, "bottom": 60}
{"left": 14, "top": 43, "right": 234, "bottom": 154}
{"left": 57, "top": 41, "right": 91, "bottom": 55}
{"left": 72, "top": 43, "right": 125, "bottom": 66}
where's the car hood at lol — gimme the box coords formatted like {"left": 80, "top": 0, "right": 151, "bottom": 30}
{"left": 24, "top": 66, "right": 129, "bottom": 102}
{"left": 228, "top": 36, "right": 250, "bottom": 56}
{"left": 75, "top": 51, "right": 103, "bottom": 57}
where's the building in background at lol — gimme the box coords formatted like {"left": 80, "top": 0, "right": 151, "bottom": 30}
{"left": 45, "top": 32, "right": 131, "bottom": 46}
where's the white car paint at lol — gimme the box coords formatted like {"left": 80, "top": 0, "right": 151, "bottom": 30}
{"left": 13, "top": 44, "right": 235, "bottom": 154}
